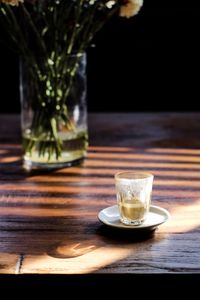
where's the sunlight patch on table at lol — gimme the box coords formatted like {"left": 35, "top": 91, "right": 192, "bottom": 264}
{"left": 160, "top": 199, "right": 200, "bottom": 233}
{"left": 21, "top": 246, "right": 133, "bottom": 274}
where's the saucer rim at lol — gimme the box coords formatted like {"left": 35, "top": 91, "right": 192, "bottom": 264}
{"left": 98, "top": 204, "right": 170, "bottom": 230}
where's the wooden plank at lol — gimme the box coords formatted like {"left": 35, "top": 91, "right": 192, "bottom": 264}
{"left": 20, "top": 230, "right": 200, "bottom": 274}
{"left": 0, "top": 254, "right": 19, "bottom": 274}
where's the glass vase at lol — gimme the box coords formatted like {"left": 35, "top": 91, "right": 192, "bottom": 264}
{"left": 20, "top": 53, "right": 88, "bottom": 170}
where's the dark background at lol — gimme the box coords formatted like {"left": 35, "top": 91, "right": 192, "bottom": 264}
{"left": 0, "top": 0, "right": 200, "bottom": 113}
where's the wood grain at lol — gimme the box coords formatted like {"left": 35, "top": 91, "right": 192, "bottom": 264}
{"left": 0, "top": 113, "right": 200, "bottom": 274}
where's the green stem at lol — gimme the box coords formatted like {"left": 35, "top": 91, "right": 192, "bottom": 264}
{"left": 67, "top": 0, "right": 84, "bottom": 55}
{"left": 21, "top": 4, "right": 47, "bottom": 54}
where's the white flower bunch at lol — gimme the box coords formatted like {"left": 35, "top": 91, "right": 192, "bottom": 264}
{"left": 0, "top": 0, "right": 143, "bottom": 18}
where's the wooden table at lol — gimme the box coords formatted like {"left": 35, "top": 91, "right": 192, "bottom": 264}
{"left": 0, "top": 113, "right": 200, "bottom": 293}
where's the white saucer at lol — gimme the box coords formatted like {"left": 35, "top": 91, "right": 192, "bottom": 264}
{"left": 98, "top": 205, "right": 170, "bottom": 230}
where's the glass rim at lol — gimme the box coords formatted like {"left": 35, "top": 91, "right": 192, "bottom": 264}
{"left": 115, "top": 171, "right": 154, "bottom": 181}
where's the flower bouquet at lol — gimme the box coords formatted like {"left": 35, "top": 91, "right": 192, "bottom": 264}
{"left": 0, "top": 0, "right": 143, "bottom": 169}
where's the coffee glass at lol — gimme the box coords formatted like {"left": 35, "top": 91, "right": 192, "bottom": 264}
{"left": 115, "top": 172, "right": 154, "bottom": 225}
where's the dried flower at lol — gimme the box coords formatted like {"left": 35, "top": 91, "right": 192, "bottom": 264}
{"left": 120, "top": 0, "right": 143, "bottom": 18}
{"left": 0, "top": 0, "right": 23, "bottom": 6}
